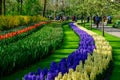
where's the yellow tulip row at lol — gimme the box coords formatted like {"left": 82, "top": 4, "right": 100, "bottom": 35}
{"left": 54, "top": 23, "right": 112, "bottom": 80}
{"left": 0, "top": 15, "right": 47, "bottom": 30}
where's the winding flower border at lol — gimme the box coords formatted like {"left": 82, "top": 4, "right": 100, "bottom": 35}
{"left": 22, "top": 22, "right": 112, "bottom": 80}
{"left": 55, "top": 23, "right": 112, "bottom": 80}
{"left": 23, "top": 22, "right": 96, "bottom": 80}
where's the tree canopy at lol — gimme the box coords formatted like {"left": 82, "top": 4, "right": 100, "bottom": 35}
{"left": 0, "top": 0, "right": 119, "bottom": 17}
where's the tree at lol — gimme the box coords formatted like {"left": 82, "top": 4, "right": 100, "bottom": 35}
{"left": 17, "top": 0, "right": 20, "bottom": 14}
{"left": 43, "top": 0, "right": 47, "bottom": 17}
{"left": 93, "top": 0, "right": 113, "bottom": 36}
{"left": 0, "top": 0, "right": 2, "bottom": 15}
{"left": 17, "top": 0, "right": 22, "bottom": 15}
{"left": 83, "top": 0, "right": 97, "bottom": 30}
{"left": 69, "top": 0, "right": 118, "bottom": 36}
{"left": 20, "top": 0, "right": 23, "bottom": 15}
{"left": 3, "top": 0, "right": 6, "bottom": 15}
{"left": 23, "top": 0, "right": 42, "bottom": 15}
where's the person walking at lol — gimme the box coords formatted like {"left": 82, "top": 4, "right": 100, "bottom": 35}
{"left": 107, "top": 16, "right": 112, "bottom": 24}
{"left": 103, "top": 16, "right": 107, "bottom": 26}
{"left": 95, "top": 15, "right": 100, "bottom": 28}
{"left": 72, "top": 16, "right": 75, "bottom": 21}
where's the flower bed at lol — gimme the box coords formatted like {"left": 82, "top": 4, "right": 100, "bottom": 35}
{"left": 0, "top": 22, "right": 47, "bottom": 46}
{"left": 0, "top": 15, "right": 47, "bottom": 31}
{"left": 54, "top": 23, "right": 112, "bottom": 80}
{"left": 22, "top": 22, "right": 112, "bottom": 80}
{"left": 0, "top": 22, "right": 47, "bottom": 40}
{"left": 23, "top": 22, "right": 95, "bottom": 80}
{"left": 0, "top": 23, "right": 63, "bottom": 76}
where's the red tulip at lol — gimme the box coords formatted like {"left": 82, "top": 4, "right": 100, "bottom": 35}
{"left": 0, "top": 22, "right": 47, "bottom": 40}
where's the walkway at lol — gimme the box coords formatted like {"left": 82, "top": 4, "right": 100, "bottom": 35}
{"left": 93, "top": 25, "right": 120, "bottom": 38}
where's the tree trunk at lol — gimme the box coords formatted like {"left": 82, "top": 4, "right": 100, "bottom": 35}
{"left": 20, "top": 0, "right": 23, "bottom": 15}
{"left": 102, "top": 16, "right": 105, "bottom": 36}
{"left": 0, "top": 0, "right": 2, "bottom": 15}
{"left": 54, "top": 10, "right": 56, "bottom": 20}
{"left": 43, "top": 0, "right": 47, "bottom": 17}
{"left": 84, "top": 16, "right": 86, "bottom": 27}
{"left": 90, "top": 15, "right": 92, "bottom": 30}
{"left": 61, "top": 0, "right": 64, "bottom": 15}
{"left": 17, "top": 0, "right": 20, "bottom": 15}
{"left": 3, "top": 0, "right": 5, "bottom": 15}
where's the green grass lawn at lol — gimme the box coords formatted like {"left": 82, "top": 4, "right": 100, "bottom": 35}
{"left": 0, "top": 23, "right": 80, "bottom": 80}
{"left": 79, "top": 22, "right": 120, "bottom": 80}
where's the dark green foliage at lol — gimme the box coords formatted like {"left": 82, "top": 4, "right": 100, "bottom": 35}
{"left": 112, "top": 20, "right": 120, "bottom": 28}
{"left": 0, "top": 23, "right": 63, "bottom": 76}
{"left": 0, "top": 0, "right": 2, "bottom": 15}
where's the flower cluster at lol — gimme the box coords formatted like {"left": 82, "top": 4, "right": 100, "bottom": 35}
{"left": 0, "top": 22, "right": 47, "bottom": 40}
{"left": 23, "top": 22, "right": 95, "bottom": 80}
{"left": 55, "top": 23, "right": 112, "bottom": 80}
{"left": 0, "top": 15, "right": 47, "bottom": 31}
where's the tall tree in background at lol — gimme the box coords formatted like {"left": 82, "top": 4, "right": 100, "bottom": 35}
{"left": 20, "top": 0, "right": 23, "bottom": 15}
{"left": 0, "top": 0, "right": 2, "bottom": 15}
{"left": 17, "top": 0, "right": 23, "bottom": 15}
{"left": 17, "top": 0, "right": 20, "bottom": 14}
{"left": 43, "top": 0, "right": 47, "bottom": 17}
{"left": 54, "top": 0, "right": 58, "bottom": 19}
{"left": 3, "top": 0, "right": 6, "bottom": 15}
{"left": 61, "top": 0, "right": 64, "bottom": 14}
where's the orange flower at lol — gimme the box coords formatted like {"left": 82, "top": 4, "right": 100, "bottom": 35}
{"left": 0, "top": 22, "right": 47, "bottom": 40}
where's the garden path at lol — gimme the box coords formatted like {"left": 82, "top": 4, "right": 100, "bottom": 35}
{"left": 93, "top": 25, "right": 120, "bottom": 38}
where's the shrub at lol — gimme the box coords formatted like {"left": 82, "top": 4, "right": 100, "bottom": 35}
{"left": 112, "top": 20, "right": 120, "bottom": 28}
{"left": 0, "top": 15, "right": 47, "bottom": 31}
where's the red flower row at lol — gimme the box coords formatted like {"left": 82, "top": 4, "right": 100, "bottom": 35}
{"left": 0, "top": 22, "right": 47, "bottom": 40}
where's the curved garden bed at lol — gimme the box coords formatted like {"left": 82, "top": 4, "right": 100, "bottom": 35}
{"left": 22, "top": 22, "right": 112, "bottom": 80}
{"left": 55, "top": 23, "right": 112, "bottom": 80}
{"left": 22, "top": 22, "right": 96, "bottom": 80}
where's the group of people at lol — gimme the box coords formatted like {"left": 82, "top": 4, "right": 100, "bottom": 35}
{"left": 55, "top": 15, "right": 69, "bottom": 21}
{"left": 93, "top": 15, "right": 101, "bottom": 28}
{"left": 48, "top": 15, "right": 69, "bottom": 21}
{"left": 49, "top": 14, "right": 112, "bottom": 27}
{"left": 93, "top": 15, "right": 112, "bottom": 28}
{"left": 107, "top": 15, "right": 112, "bottom": 24}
